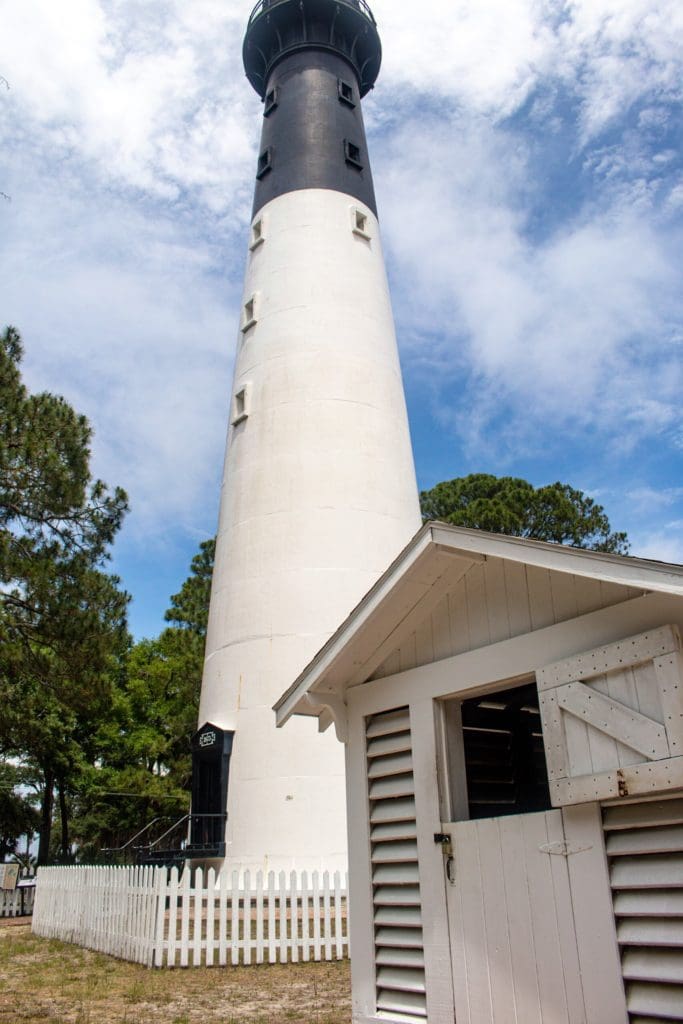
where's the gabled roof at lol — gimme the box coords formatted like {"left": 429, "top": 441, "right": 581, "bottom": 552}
{"left": 274, "top": 521, "right": 683, "bottom": 726}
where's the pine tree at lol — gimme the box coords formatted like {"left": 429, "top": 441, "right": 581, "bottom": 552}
{"left": 420, "top": 474, "right": 628, "bottom": 553}
{"left": 73, "top": 539, "right": 214, "bottom": 857}
{"left": 0, "top": 326, "right": 129, "bottom": 862}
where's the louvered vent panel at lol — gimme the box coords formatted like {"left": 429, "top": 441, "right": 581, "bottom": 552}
{"left": 367, "top": 706, "right": 427, "bottom": 1023}
{"left": 604, "top": 797, "right": 683, "bottom": 1023}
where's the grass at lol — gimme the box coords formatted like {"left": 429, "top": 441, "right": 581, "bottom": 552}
{"left": 0, "top": 921, "right": 351, "bottom": 1024}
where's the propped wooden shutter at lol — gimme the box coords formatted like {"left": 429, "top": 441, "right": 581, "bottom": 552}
{"left": 537, "top": 626, "right": 683, "bottom": 806}
{"left": 366, "top": 707, "right": 427, "bottom": 1023}
{"left": 603, "top": 797, "right": 683, "bottom": 1022}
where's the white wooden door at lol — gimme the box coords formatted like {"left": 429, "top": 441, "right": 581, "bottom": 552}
{"left": 444, "top": 808, "right": 626, "bottom": 1024}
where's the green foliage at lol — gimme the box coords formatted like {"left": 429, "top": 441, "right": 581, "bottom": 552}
{"left": 72, "top": 538, "right": 214, "bottom": 856}
{"left": 420, "top": 473, "right": 629, "bottom": 553}
{"left": 0, "top": 326, "right": 130, "bottom": 862}
{"left": 0, "top": 762, "right": 39, "bottom": 860}
{"left": 0, "top": 325, "right": 129, "bottom": 682}
{"left": 165, "top": 537, "right": 215, "bottom": 635}
{"left": 0, "top": 326, "right": 217, "bottom": 861}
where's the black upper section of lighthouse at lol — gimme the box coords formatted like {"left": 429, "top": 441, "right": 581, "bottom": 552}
{"left": 244, "top": 0, "right": 381, "bottom": 217}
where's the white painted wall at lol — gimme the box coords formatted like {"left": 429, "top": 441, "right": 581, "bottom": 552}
{"left": 199, "top": 188, "right": 421, "bottom": 874}
{"left": 343, "top": 597, "right": 660, "bottom": 1022}
{"left": 371, "top": 558, "right": 645, "bottom": 680}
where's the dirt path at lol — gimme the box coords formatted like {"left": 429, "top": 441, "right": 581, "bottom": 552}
{"left": 0, "top": 921, "right": 351, "bottom": 1024}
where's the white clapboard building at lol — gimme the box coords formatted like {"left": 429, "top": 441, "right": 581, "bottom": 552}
{"left": 276, "top": 521, "right": 683, "bottom": 1024}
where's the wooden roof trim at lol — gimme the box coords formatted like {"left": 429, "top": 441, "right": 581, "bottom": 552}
{"left": 429, "top": 524, "right": 683, "bottom": 591}
{"left": 274, "top": 522, "right": 683, "bottom": 726}
{"left": 274, "top": 523, "right": 479, "bottom": 723}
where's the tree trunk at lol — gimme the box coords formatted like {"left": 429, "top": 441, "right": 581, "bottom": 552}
{"left": 58, "top": 779, "right": 69, "bottom": 861}
{"left": 37, "top": 766, "right": 54, "bottom": 865}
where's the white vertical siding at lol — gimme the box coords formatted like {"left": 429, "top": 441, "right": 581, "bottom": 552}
{"left": 447, "top": 810, "right": 587, "bottom": 1024}
{"left": 371, "top": 560, "right": 643, "bottom": 680}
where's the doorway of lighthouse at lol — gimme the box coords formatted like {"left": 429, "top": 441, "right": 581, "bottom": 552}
{"left": 439, "top": 679, "right": 620, "bottom": 1023}
{"left": 188, "top": 722, "right": 233, "bottom": 856}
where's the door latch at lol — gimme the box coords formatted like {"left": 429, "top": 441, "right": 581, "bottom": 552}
{"left": 434, "top": 832, "right": 455, "bottom": 884}
{"left": 434, "top": 832, "right": 452, "bottom": 854}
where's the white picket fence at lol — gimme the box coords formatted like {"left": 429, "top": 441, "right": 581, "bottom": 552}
{"left": 33, "top": 865, "right": 348, "bottom": 967}
{"left": 0, "top": 880, "right": 36, "bottom": 918}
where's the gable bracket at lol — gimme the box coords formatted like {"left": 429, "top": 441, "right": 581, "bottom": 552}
{"left": 303, "top": 692, "right": 348, "bottom": 743}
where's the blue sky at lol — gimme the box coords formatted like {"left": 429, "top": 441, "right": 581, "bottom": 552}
{"left": 1, "top": 0, "right": 682, "bottom": 639}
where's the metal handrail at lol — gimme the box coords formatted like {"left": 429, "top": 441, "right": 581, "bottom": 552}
{"left": 101, "top": 817, "right": 174, "bottom": 855}
{"left": 247, "top": 0, "right": 376, "bottom": 30}
{"left": 135, "top": 813, "right": 190, "bottom": 853}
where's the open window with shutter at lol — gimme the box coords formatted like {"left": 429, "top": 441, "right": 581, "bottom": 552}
{"left": 537, "top": 625, "right": 683, "bottom": 807}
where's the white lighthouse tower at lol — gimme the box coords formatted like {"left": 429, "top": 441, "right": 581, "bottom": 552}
{"left": 192, "top": 0, "right": 421, "bottom": 875}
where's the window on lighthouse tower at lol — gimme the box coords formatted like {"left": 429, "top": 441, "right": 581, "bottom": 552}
{"left": 344, "top": 140, "right": 363, "bottom": 170}
{"left": 264, "top": 86, "right": 279, "bottom": 116}
{"left": 231, "top": 384, "right": 250, "bottom": 426}
{"left": 256, "top": 147, "right": 273, "bottom": 179}
{"left": 242, "top": 295, "right": 257, "bottom": 332}
{"left": 338, "top": 78, "right": 355, "bottom": 107}
{"left": 249, "top": 217, "right": 264, "bottom": 250}
{"left": 351, "top": 207, "right": 371, "bottom": 239}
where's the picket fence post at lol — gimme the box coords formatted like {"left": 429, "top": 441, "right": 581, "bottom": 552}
{"left": 152, "top": 865, "right": 168, "bottom": 967}
{"left": 217, "top": 867, "right": 228, "bottom": 966}
{"left": 205, "top": 866, "right": 216, "bottom": 967}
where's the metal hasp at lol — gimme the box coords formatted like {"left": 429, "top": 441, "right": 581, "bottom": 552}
{"left": 243, "top": 0, "right": 381, "bottom": 99}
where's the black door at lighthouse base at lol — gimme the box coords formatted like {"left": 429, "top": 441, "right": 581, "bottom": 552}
{"left": 188, "top": 722, "right": 233, "bottom": 856}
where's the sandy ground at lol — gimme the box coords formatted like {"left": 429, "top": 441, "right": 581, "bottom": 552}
{"left": 0, "top": 920, "right": 351, "bottom": 1024}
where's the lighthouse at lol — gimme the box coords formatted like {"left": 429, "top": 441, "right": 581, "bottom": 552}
{"left": 192, "top": 0, "right": 421, "bottom": 875}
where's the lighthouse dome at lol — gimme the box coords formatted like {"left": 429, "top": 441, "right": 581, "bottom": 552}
{"left": 243, "top": 0, "right": 382, "bottom": 98}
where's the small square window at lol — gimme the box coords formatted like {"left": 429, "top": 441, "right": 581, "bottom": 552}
{"left": 441, "top": 681, "right": 551, "bottom": 823}
{"left": 337, "top": 78, "right": 355, "bottom": 107}
{"left": 250, "top": 217, "right": 265, "bottom": 250}
{"left": 344, "top": 139, "right": 363, "bottom": 170}
{"left": 231, "top": 384, "right": 250, "bottom": 426}
{"left": 256, "top": 147, "right": 273, "bottom": 179}
{"left": 242, "top": 295, "right": 257, "bottom": 332}
{"left": 264, "top": 86, "right": 279, "bottom": 116}
{"left": 351, "top": 206, "right": 370, "bottom": 239}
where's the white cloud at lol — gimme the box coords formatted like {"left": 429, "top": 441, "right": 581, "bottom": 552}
{"left": 627, "top": 486, "right": 683, "bottom": 515}
{"left": 370, "top": 0, "right": 683, "bottom": 141}
{"left": 0, "top": 162, "right": 238, "bottom": 538}
{"left": 377, "top": 111, "right": 682, "bottom": 460}
{"left": 373, "top": 0, "right": 553, "bottom": 117}
{"left": 558, "top": 0, "right": 683, "bottom": 141}
{"left": 3, "top": 0, "right": 680, "bottom": 213}
{"left": 0, "top": 0, "right": 257, "bottom": 207}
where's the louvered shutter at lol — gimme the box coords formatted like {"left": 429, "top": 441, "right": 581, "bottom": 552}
{"left": 537, "top": 626, "right": 683, "bottom": 806}
{"left": 366, "top": 707, "right": 427, "bottom": 1023}
{"left": 603, "top": 796, "right": 683, "bottom": 1022}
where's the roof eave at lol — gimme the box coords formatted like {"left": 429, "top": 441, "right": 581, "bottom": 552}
{"left": 274, "top": 522, "right": 683, "bottom": 727}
